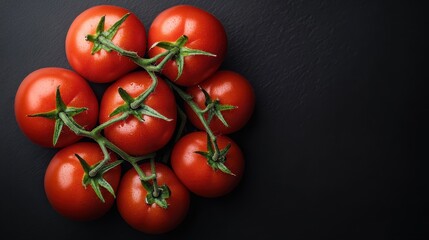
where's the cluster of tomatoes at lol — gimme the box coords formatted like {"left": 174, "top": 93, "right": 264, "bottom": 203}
{"left": 14, "top": 4, "right": 255, "bottom": 234}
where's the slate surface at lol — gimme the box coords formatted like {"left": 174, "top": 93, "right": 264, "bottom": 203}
{"left": 0, "top": 1, "right": 427, "bottom": 239}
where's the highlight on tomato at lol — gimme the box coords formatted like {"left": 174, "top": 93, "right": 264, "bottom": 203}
{"left": 14, "top": 67, "right": 99, "bottom": 148}
{"left": 66, "top": 5, "right": 147, "bottom": 83}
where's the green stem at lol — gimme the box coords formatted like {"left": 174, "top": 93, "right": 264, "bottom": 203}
{"left": 144, "top": 49, "right": 178, "bottom": 72}
{"left": 150, "top": 158, "right": 160, "bottom": 197}
{"left": 89, "top": 141, "right": 110, "bottom": 177}
{"left": 166, "top": 82, "right": 221, "bottom": 161}
{"left": 200, "top": 102, "right": 216, "bottom": 113}
{"left": 97, "top": 35, "right": 177, "bottom": 73}
{"left": 130, "top": 71, "right": 158, "bottom": 109}
{"left": 97, "top": 35, "right": 149, "bottom": 68}
{"left": 144, "top": 50, "right": 170, "bottom": 65}
{"left": 130, "top": 161, "right": 156, "bottom": 182}
{"left": 59, "top": 112, "right": 92, "bottom": 137}
{"left": 58, "top": 112, "right": 154, "bottom": 176}
{"left": 92, "top": 112, "right": 129, "bottom": 134}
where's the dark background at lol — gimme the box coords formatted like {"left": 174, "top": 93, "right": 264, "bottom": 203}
{"left": 0, "top": 0, "right": 427, "bottom": 239}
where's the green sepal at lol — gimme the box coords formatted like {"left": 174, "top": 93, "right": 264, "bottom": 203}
{"left": 27, "top": 86, "right": 88, "bottom": 146}
{"left": 199, "top": 86, "right": 236, "bottom": 127}
{"left": 150, "top": 41, "right": 176, "bottom": 51}
{"left": 194, "top": 134, "right": 235, "bottom": 175}
{"left": 86, "top": 13, "right": 130, "bottom": 54}
{"left": 105, "top": 13, "right": 129, "bottom": 40}
{"left": 76, "top": 154, "right": 123, "bottom": 203}
{"left": 109, "top": 105, "right": 129, "bottom": 117}
{"left": 96, "top": 16, "right": 105, "bottom": 35}
{"left": 181, "top": 47, "right": 216, "bottom": 57}
{"left": 65, "top": 107, "right": 88, "bottom": 116}
{"left": 145, "top": 184, "right": 171, "bottom": 209}
{"left": 138, "top": 104, "right": 172, "bottom": 122}
{"left": 194, "top": 150, "right": 210, "bottom": 158}
{"left": 55, "top": 87, "right": 67, "bottom": 112}
{"left": 52, "top": 119, "right": 64, "bottom": 146}
{"left": 118, "top": 87, "right": 134, "bottom": 105}
{"left": 175, "top": 55, "right": 185, "bottom": 80}
{"left": 27, "top": 110, "right": 57, "bottom": 119}
{"left": 216, "top": 162, "right": 234, "bottom": 176}
{"left": 109, "top": 87, "right": 172, "bottom": 122}
{"left": 152, "top": 35, "right": 216, "bottom": 80}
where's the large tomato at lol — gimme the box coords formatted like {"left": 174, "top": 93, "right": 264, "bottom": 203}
{"left": 44, "top": 142, "right": 121, "bottom": 221}
{"left": 185, "top": 70, "right": 255, "bottom": 134}
{"left": 148, "top": 4, "right": 227, "bottom": 87}
{"left": 66, "top": 5, "right": 146, "bottom": 83}
{"left": 14, "top": 67, "right": 98, "bottom": 148}
{"left": 99, "top": 71, "right": 177, "bottom": 156}
{"left": 117, "top": 162, "right": 190, "bottom": 234}
{"left": 171, "top": 131, "right": 245, "bottom": 198}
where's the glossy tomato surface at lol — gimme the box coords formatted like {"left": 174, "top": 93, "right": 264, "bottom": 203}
{"left": 148, "top": 4, "right": 227, "bottom": 87}
{"left": 44, "top": 142, "right": 121, "bottom": 221}
{"left": 185, "top": 70, "right": 255, "bottom": 134}
{"left": 117, "top": 162, "right": 190, "bottom": 234}
{"left": 171, "top": 131, "right": 245, "bottom": 198}
{"left": 99, "top": 71, "right": 177, "bottom": 156}
{"left": 14, "top": 67, "right": 98, "bottom": 148}
{"left": 66, "top": 5, "right": 146, "bottom": 83}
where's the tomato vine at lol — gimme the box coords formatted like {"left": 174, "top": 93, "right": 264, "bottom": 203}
{"left": 40, "top": 12, "right": 230, "bottom": 204}
{"left": 15, "top": 4, "right": 254, "bottom": 234}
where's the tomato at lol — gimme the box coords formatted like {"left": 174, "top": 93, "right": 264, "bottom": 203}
{"left": 148, "top": 4, "right": 227, "bottom": 87}
{"left": 117, "top": 162, "right": 190, "bottom": 234}
{"left": 44, "top": 142, "right": 121, "bottom": 221}
{"left": 171, "top": 131, "right": 245, "bottom": 198}
{"left": 99, "top": 71, "right": 177, "bottom": 156}
{"left": 185, "top": 70, "right": 255, "bottom": 134}
{"left": 66, "top": 5, "right": 146, "bottom": 83}
{"left": 14, "top": 67, "right": 98, "bottom": 148}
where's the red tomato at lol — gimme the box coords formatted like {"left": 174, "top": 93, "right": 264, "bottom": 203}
{"left": 99, "top": 71, "right": 177, "bottom": 156}
{"left": 44, "top": 142, "right": 121, "bottom": 221}
{"left": 14, "top": 67, "right": 98, "bottom": 148}
{"left": 185, "top": 70, "right": 255, "bottom": 134}
{"left": 148, "top": 4, "right": 227, "bottom": 87}
{"left": 66, "top": 5, "right": 146, "bottom": 83}
{"left": 171, "top": 131, "right": 245, "bottom": 198}
{"left": 117, "top": 162, "right": 190, "bottom": 234}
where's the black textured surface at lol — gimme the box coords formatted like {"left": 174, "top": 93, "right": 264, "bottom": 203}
{"left": 0, "top": 1, "right": 427, "bottom": 239}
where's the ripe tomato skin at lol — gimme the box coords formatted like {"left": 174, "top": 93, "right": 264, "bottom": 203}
{"left": 44, "top": 142, "right": 121, "bottom": 221}
{"left": 171, "top": 131, "right": 245, "bottom": 198}
{"left": 66, "top": 5, "right": 146, "bottom": 83}
{"left": 14, "top": 67, "right": 98, "bottom": 148}
{"left": 99, "top": 71, "right": 177, "bottom": 156}
{"left": 185, "top": 70, "right": 255, "bottom": 135}
{"left": 148, "top": 4, "right": 227, "bottom": 87}
{"left": 117, "top": 162, "right": 190, "bottom": 234}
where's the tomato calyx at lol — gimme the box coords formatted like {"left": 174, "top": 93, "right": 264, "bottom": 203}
{"left": 84, "top": 14, "right": 216, "bottom": 82}
{"left": 76, "top": 153, "right": 123, "bottom": 203}
{"left": 109, "top": 86, "right": 172, "bottom": 122}
{"left": 195, "top": 134, "right": 235, "bottom": 176}
{"left": 150, "top": 35, "right": 216, "bottom": 80}
{"left": 131, "top": 159, "right": 171, "bottom": 209}
{"left": 143, "top": 182, "right": 171, "bottom": 209}
{"left": 85, "top": 13, "right": 130, "bottom": 54}
{"left": 27, "top": 86, "right": 87, "bottom": 146}
{"left": 198, "top": 86, "right": 236, "bottom": 127}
